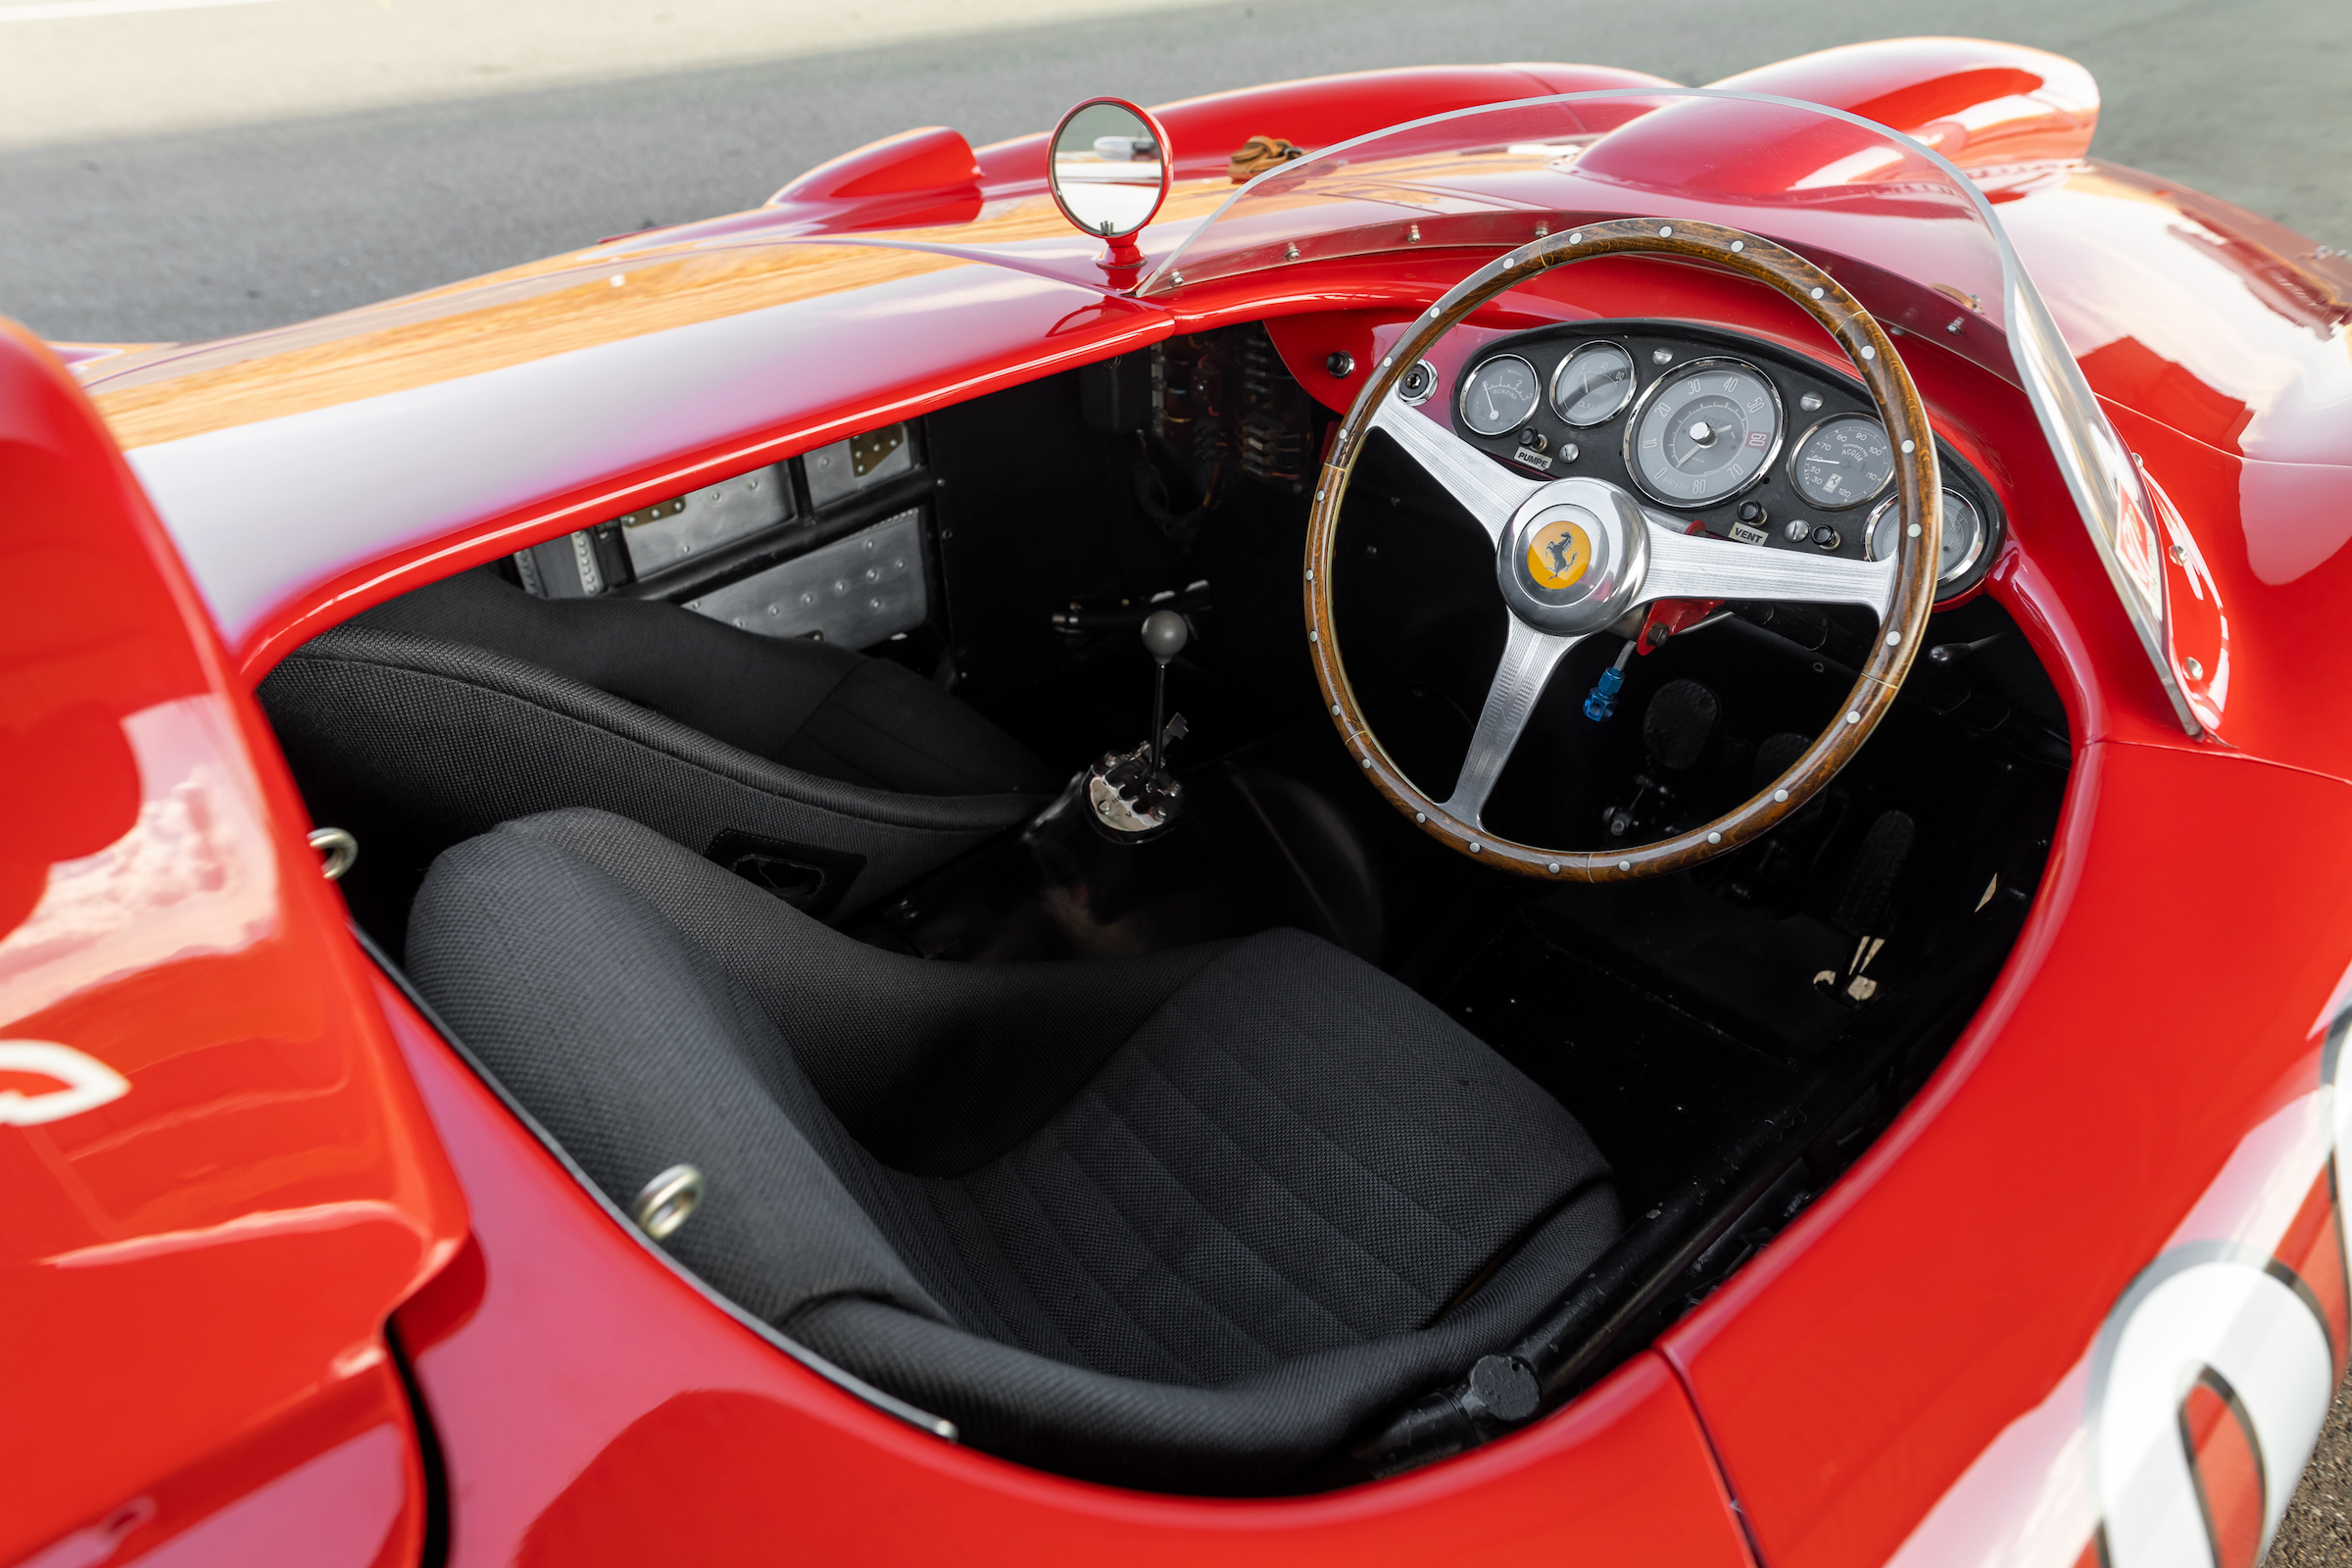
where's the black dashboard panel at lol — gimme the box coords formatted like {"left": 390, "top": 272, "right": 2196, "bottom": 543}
{"left": 1443, "top": 319, "right": 2004, "bottom": 603}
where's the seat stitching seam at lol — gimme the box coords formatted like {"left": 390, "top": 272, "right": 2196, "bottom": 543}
{"left": 1028, "top": 1108, "right": 1289, "bottom": 1369}
{"left": 1083, "top": 1086, "right": 1365, "bottom": 1348}
{"left": 1150, "top": 985, "right": 1481, "bottom": 1248}
{"left": 1112, "top": 1050, "right": 1436, "bottom": 1316}
{"left": 989, "top": 1132, "right": 1214, "bottom": 1382}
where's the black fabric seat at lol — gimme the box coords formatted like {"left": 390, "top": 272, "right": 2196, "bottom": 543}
{"left": 408, "top": 808, "right": 1621, "bottom": 1491}
{"left": 260, "top": 568, "right": 1060, "bottom": 946}
{"left": 351, "top": 568, "right": 1057, "bottom": 797}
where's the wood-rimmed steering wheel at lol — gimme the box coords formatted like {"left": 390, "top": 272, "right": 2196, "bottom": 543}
{"left": 1306, "top": 218, "right": 1942, "bottom": 881}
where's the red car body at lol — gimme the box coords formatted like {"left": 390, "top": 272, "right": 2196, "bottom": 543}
{"left": 8, "top": 35, "right": 2352, "bottom": 1568}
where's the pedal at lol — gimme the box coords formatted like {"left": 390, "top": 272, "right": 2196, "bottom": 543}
{"left": 1603, "top": 679, "right": 1718, "bottom": 839}
{"left": 1814, "top": 810, "right": 1915, "bottom": 1005}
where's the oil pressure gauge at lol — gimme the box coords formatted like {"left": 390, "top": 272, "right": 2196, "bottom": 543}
{"left": 1458, "top": 355, "right": 1542, "bottom": 436}
{"left": 1626, "top": 358, "right": 1783, "bottom": 507}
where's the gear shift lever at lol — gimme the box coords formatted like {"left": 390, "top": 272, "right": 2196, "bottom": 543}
{"left": 1082, "top": 610, "right": 1191, "bottom": 842}
{"left": 1141, "top": 608, "right": 1189, "bottom": 777}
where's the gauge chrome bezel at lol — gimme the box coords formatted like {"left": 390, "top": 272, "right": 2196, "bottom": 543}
{"left": 1457, "top": 353, "right": 1542, "bottom": 437}
{"left": 1396, "top": 359, "right": 1439, "bottom": 406}
{"left": 1547, "top": 340, "right": 1639, "bottom": 427}
{"left": 1870, "top": 485, "right": 1984, "bottom": 587}
{"left": 1788, "top": 412, "right": 1895, "bottom": 512}
{"left": 1621, "top": 355, "right": 1786, "bottom": 509}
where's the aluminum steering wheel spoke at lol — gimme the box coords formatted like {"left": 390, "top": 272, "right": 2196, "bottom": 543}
{"left": 1641, "top": 513, "right": 1899, "bottom": 619}
{"left": 1369, "top": 399, "right": 1548, "bottom": 547}
{"left": 1439, "top": 616, "right": 1584, "bottom": 830}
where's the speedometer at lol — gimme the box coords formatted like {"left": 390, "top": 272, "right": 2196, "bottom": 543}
{"left": 1458, "top": 355, "right": 1541, "bottom": 437}
{"left": 1626, "top": 359, "right": 1783, "bottom": 507}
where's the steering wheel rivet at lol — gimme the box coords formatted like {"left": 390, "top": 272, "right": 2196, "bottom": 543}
{"left": 1470, "top": 842, "right": 1484, "bottom": 854}
{"left": 1846, "top": 710, "right": 1861, "bottom": 724}
{"left": 1415, "top": 811, "right": 1427, "bottom": 823}
{"left": 1309, "top": 629, "right": 1319, "bottom": 642}
{"left": 1900, "top": 439, "right": 1916, "bottom": 454}
{"left": 1332, "top": 704, "right": 1342, "bottom": 715}
{"left": 1360, "top": 758, "right": 1371, "bottom": 769}
{"left": 1657, "top": 225, "right": 1672, "bottom": 236}
{"left": 1707, "top": 832, "right": 1721, "bottom": 845}
{"left": 1569, "top": 231, "right": 1583, "bottom": 243}
{"left": 1774, "top": 789, "right": 1789, "bottom": 803}
{"left": 1887, "top": 631, "right": 1901, "bottom": 646}
{"left": 1908, "top": 523, "right": 1923, "bottom": 538}
{"left": 1730, "top": 240, "right": 1743, "bottom": 252}
{"left": 1810, "top": 286, "right": 1825, "bottom": 299}
{"left": 1619, "top": 860, "right": 1632, "bottom": 872}
{"left": 1547, "top": 862, "right": 1560, "bottom": 874}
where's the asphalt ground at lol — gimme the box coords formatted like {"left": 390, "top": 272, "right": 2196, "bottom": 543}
{"left": 4, "top": 0, "right": 2349, "bottom": 1559}
{"left": 1, "top": 0, "right": 2346, "bottom": 343}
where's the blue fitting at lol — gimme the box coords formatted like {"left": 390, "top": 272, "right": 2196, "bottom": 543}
{"left": 1584, "top": 665, "right": 1626, "bottom": 721}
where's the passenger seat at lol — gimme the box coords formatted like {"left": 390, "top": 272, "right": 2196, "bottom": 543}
{"left": 259, "top": 567, "right": 1057, "bottom": 953}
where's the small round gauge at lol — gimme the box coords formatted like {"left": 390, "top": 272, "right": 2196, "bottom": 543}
{"left": 1459, "top": 355, "right": 1542, "bottom": 437}
{"left": 1549, "top": 342, "right": 1637, "bottom": 426}
{"left": 1625, "top": 359, "right": 1783, "bottom": 506}
{"left": 1790, "top": 414, "right": 1894, "bottom": 510}
{"left": 1870, "top": 487, "right": 1987, "bottom": 586}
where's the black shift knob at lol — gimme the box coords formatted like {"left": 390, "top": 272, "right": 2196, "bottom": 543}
{"left": 1141, "top": 609, "right": 1190, "bottom": 664}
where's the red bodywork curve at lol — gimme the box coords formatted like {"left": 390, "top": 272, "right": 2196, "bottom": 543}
{"left": 0, "top": 322, "right": 466, "bottom": 1565}
{"left": 12, "top": 35, "right": 2352, "bottom": 1567}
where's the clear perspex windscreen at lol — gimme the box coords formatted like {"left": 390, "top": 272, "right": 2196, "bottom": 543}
{"left": 1142, "top": 90, "right": 2198, "bottom": 734}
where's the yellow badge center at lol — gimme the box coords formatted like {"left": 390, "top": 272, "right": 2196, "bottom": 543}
{"left": 1526, "top": 519, "right": 1593, "bottom": 590}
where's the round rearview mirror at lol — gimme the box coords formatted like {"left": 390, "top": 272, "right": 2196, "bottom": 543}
{"left": 1049, "top": 98, "right": 1171, "bottom": 242}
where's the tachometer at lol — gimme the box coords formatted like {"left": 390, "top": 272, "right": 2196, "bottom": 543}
{"left": 1458, "top": 355, "right": 1541, "bottom": 437}
{"left": 1790, "top": 414, "right": 1893, "bottom": 510}
{"left": 1870, "top": 487, "right": 1985, "bottom": 586}
{"left": 1626, "top": 359, "right": 1782, "bottom": 507}
{"left": 1549, "top": 342, "right": 1637, "bottom": 426}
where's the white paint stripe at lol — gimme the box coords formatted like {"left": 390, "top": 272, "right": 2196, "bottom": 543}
{"left": 0, "top": 0, "right": 290, "bottom": 22}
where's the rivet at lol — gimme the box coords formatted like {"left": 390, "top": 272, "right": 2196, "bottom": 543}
{"left": 2183, "top": 657, "right": 2205, "bottom": 681}
{"left": 1774, "top": 788, "right": 1789, "bottom": 803}
{"left": 1415, "top": 811, "right": 1427, "bottom": 823}
{"left": 1171, "top": 271, "right": 1184, "bottom": 284}
{"left": 1658, "top": 224, "right": 1673, "bottom": 236}
{"left": 1810, "top": 286, "right": 1825, "bottom": 300}
{"left": 1469, "top": 842, "right": 1484, "bottom": 853}
{"left": 1845, "top": 710, "right": 1861, "bottom": 724}
{"left": 1799, "top": 393, "right": 1823, "bottom": 412}
{"left": 1306, "top": 569, "right": 1315, "bottom": 580}
{"left": 1309, "top": 629, "right": 1319, "bottom": 642}
{"left": 1361, "top": 758, "right": 1372, "bottom": 768}
{"left": 1861, "top": 345, "right": 1877, "bottom": 360}
{"left": 1707, "top": 831, "right": 1722, "bottom": 844}
{"left": 1408, "top": 223, "right": 1421, "bottom": 244}
{"left": 1651, "top": 348, "right": 1673, "bottom": 365}
{"left": 1730, "top": 240, "right": 1744, "bottom": 252}
{"left": 1908, "top": 523, "right": 1923, "bottom": 537}
{"left": 1900, "top": 439, "right": 1916, "bottom": 453}
{"left": 1535, "top": 221, "right": 1549, "bottom": 237}
{"left": 1285, "top": 243, "right": 1300, "bottom": 261}
{"left": 609, "top": 274, "right": 626, "bottom": 287}
{"left": 1618, "top": 859, "right": 1632, "bottom": 872}
{"left": 1887, "top": 631, "right": 1902, "bottom": 646}
{"left": 1333, "top": 704, "right": 1342, "bottom": 714}
{"left": 1547, "top": 862, "right": 1561, "bottom": 874}
{"left": 1569, "top": 230, "right": 1583, "bottom": 243}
